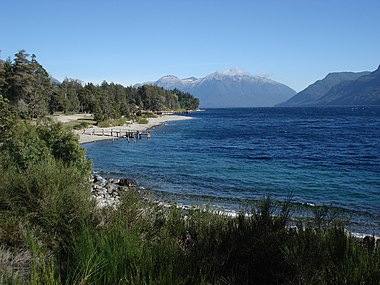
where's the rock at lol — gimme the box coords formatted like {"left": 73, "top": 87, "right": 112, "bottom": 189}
{"left": 90, "top": 174, "right": 138, "bottom": 208}
{"left": 106, "top": 183, "right": 118, "bottom": 192}
{"left": 118, "top": 186, "right": 129, "bottom": 192}
{"left": 109, "top": 178, "right": 120, "bottom": 184}
{"left": 118, "top": 178, "right": 138, "bottom": 187}
{"left": 93, "top": 174, "right": 107, "bottom": 185}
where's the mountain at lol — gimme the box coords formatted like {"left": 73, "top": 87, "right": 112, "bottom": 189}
{"left": 137, "top": 69, "right": 296, "bottom": 108}
{"left": 277, "top": 71, "right": 370, "bottom": 107}
{"left": 315, "top": 65, "right": 380, "bottom": 106}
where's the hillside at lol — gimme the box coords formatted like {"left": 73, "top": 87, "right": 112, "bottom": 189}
{"left": 316, "top": 65, "right": 380, "bottom": 106}
{"left": 277, "top": 71, "right": 370, "bottom": 107}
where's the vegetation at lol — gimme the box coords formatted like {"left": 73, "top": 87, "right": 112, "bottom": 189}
{"left": 0, "top": 50, "right": 199, "bottom": 124}
{"left": 0, "top": 51, "right": 379, "bottom": 284}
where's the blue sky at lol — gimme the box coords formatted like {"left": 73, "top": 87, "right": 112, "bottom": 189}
{"left": 1, "top": 0, "right": 379, "bottom": 91}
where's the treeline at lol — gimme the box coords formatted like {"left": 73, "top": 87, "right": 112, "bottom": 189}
{"left": 0, "top": 50, "right": 199, "bottom": 121}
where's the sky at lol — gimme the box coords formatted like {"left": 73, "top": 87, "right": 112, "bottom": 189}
{"left": 1, "top": 0, "right": 379, "bottom": 91}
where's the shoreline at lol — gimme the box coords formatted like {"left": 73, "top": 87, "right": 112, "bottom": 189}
{"left": 91, "top": 172, "right": 380, "bottom": 242}
{"left": 73, "top": 114, "right": 192, "bottom": 144}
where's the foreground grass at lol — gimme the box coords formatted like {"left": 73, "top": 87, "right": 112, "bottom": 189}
{"left": 3, "top": 190, "right": 379, "bottom": 284}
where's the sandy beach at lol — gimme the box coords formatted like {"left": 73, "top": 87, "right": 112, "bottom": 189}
{"left": 54, "top": 114, "right": 192, "bottom": 144}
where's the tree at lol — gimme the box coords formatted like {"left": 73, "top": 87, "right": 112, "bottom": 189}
{"left": 0, "top": 95, "right": 17, "bottom": 144}
{"left": 25, "top": 54, "right": 51, "bottom": 118}
{"left": 0, "top": 59, "right": 5, "bottom": 94}
{"left": 173, "top": 88, "right": 200, "bottom": 110}
{"left": 49, "top": 83, "right": 66, "bottom": 113}
{"left": 59, "top": 78, "right": 82, "bottom": 113}
{"left": 93, "top": 91, "right": 115, "bottom": 122}
{"left": 7, "top": 50, "right": 35, "bottom": 116}
{"left": 78, "top": 83, "right": 97, "bottom": 113}
{"left": 5, "top": 50, "right": 51, "bottom": 118}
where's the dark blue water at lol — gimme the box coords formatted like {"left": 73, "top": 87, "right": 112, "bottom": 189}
{"left": 84, "top": 107, "right": 380, "bottom": 235}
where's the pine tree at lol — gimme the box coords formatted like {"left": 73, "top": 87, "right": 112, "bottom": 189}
{"left": 60, "top": 78, "right": 82, "bottom": 113}
{"left": 25, "top": 54, "right": 51, "bottom": 118}
{"left": 6, "top": 50, "right": 51, "bottom": 118}
{"left": 7, "top": 50, "right": 35, "bottom": 116}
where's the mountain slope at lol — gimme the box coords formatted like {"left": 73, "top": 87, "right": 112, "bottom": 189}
{"left": 277, "top": 71, "right": 370, "bottom": 107}
{"left": 316, "top": 65, "right": 380, "bottom": 106}
{"left": 138, "top": 69, "right": 296, "bottom": 108}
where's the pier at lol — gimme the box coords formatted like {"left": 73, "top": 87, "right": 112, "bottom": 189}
{"left": 82, "top": 129, "right": 150, "bottom": 140}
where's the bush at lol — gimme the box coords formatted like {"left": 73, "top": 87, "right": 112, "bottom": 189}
{"left": 0, "top": 118, "right": 91, "bottom": 175}
{"left": 136, "top": 117, "right": 148, "bottom": 124}
{"left": 0, "top": 116, "right": 95, "bottom": 283}
{"left": 36, "top": 119, "right": 92, "bottom": 174}
{"left": 97, "top": 117, "right": 129, "bottom": 128}
{"left": 0, "top": 158, "right": 95, "bottom": 251}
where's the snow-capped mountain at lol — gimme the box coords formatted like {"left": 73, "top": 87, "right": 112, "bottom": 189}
{"left": 136, "top": 69, "right": 296, "bottom": 108}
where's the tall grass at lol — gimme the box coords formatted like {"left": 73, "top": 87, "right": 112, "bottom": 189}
{"left": 0, "top": 158, "right": 96, "bottom": 284}
{"left": 58, "top": 192, "right": 380, "bottom": 284}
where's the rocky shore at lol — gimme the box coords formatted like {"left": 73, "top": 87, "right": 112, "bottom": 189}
{"left": 90, "top": 174, "right": 139, "bottom": 208}
{"left": 90, "top": 174, "right": 380, "bottom": 247}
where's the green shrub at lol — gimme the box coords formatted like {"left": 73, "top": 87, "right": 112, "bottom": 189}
{"left": 136, "top": 117, "right": 148, "bottom": 124}
{"left": 36, "top": 120, "right": 92, "bottom": 174}
{"left": 72, "top": 122, "right": 90, "bottom": 130}
{"left": 0, "top": 118, "right": 92, "bottom": 175}
{"left": 0, "top": 159, "right": 95, "bottom": 251}
{"left": 97, "top": 117, "right": 130, "bottom": 128}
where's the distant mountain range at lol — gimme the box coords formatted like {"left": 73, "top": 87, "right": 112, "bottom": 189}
{"left": 136, "top": 69, "right": 296, "bottom": 108}
{"left": 278, "top": 65, "right": 380, "bottom": 107}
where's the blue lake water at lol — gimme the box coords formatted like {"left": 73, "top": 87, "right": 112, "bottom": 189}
{"left": 84, "top": 107, "right": 380, "bottom": 235}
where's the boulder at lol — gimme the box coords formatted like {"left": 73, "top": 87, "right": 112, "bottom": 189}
{"left": 118, "top": 178, "right": 138, "bottom": 187}
{"left": 93, "top": 174, "right": 107, "bottom": 185}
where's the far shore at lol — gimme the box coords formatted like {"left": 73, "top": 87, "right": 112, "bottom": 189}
{"left": 54, "top": 114, "right": 192, "bottom": 144}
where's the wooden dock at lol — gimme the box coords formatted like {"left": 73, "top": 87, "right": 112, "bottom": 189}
{"left": 82, "top": 129, "right": 150, "bottom": 140}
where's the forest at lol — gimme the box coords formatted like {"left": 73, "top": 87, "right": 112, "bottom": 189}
{"left": 0, "top": 50, "right": 199, "bottom": 122}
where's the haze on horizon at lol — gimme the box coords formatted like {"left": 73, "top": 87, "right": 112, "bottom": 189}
{"left": 1, "top": 0, "right": 379, "bottom": 92}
